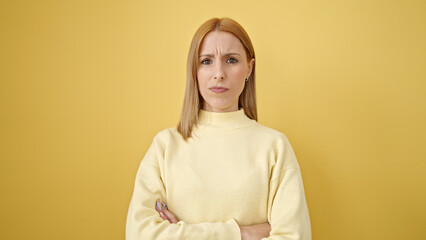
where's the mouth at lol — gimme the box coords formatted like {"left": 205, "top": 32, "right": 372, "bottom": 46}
{"left": 209, "top": 86, "right": 229, "bottom": 93}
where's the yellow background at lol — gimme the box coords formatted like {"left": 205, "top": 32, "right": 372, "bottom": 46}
{"left": 1, "top": 0, "right": 425, "bottom": 239}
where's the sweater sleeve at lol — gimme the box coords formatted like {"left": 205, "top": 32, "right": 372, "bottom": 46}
{"left": 125, "top": 135, "right": 242, "bottom": 240}
{"left": 261, "top": 134, "right": 312, "bottom": 240}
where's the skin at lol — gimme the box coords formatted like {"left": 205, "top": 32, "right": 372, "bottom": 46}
{"left": 197, "top": 30, "right": 255, "bottom": 112}
{"left": 153, "top": 31, "right": 271, "bottom": 239}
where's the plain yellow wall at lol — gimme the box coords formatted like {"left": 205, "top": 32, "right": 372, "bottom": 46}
{"left": 1, "top": 0, "right": 425, "bottom": 239}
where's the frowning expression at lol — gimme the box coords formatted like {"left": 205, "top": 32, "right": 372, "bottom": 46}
{"left": 197, "top": 31, "right": 254, "bottom": 112}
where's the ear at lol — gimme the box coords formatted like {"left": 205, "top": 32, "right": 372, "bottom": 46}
{"left": 247, "top": 58, "right": 255, "bottom": 78}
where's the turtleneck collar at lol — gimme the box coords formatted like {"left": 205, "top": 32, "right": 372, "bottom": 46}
{"left": 197, "top": 108, "right": 256, "bottom": 129}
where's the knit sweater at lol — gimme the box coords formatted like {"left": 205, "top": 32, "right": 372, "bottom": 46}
{"left": 126, "top": 108, "right": 311, "bottom": 240}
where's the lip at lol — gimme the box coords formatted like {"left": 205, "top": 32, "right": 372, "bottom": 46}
{"left": 209, "top": 86, "right": 228, "bottom": 93}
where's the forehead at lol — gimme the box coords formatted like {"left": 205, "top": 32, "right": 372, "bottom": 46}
{"left": 199, "top": 31, "right": 245, "bottom": 54}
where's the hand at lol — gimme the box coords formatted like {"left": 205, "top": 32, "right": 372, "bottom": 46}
{"left": 240, "top": 222, "right": 271, "bottom": 240}
{"left": 155, "top": 201, "right": 178, "bottom": 224}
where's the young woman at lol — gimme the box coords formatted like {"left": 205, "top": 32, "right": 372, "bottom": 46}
{"left": 126, "top": 17, "right": 312, "bottom": 240}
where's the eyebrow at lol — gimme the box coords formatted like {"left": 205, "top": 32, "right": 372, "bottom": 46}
{"left": 199, "top": 53, "right": 241, "bottom": 58}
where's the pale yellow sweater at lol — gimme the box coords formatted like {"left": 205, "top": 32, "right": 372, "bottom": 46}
{"left": 126, "top": 109, "right": 311, "bottom": 240}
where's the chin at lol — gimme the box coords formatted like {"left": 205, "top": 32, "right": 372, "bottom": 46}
{"left": 203, "top": 97, "right": 238, "bottom": 111}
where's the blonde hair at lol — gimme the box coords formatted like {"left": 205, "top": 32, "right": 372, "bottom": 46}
{"left": 177, "top": 17, "right": 257, "bottom": 141}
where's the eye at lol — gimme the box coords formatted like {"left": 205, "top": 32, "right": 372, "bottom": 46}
{"left": 201, "top": 59, "right": 212, "bottom": 65}
{"left": 227, "top": 57, "right": 238, "bottom": 64}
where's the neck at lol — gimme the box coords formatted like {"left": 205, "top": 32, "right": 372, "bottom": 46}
{"left": 197, "top": 108, "right": 255, "bottom": 129}
{"left": 202, "top": 103, "right": 239, "bottom": 113}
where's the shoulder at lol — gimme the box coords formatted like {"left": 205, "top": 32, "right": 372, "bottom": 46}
{"left": 253, "top": 122, "right": 299, "bottom": 168}
{"left": 251, "top": 122, "right": 292, "bottom": 144}
{"left": 153, "top": 127, "right": 177, "bottom": 139}
{"left": 151, "top": 127, "right": 182, "bottom": 146}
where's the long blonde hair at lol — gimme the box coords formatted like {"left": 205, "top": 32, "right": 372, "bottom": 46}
{"left": 177, "top": 17, "right": 257, "bottom": 141}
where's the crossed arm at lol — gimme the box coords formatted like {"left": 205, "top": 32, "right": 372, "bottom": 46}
{"left": 154, "top": 200, "right": 271, "bottom": 240}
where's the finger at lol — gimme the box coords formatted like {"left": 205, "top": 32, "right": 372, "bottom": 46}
{"left": 160, "top": 201, "right": 168, "bottom": 210}
{"left": 162, "top": 207, "right": 178, "bottom": 224}
{"left": 157, "top": 209, "right": 167, "bottom": 220}
{"left": 159, "top": 211, "right": 167, "bottom": 220}
{"left": 155, "top": 201, "right": 168, "bottom": 221}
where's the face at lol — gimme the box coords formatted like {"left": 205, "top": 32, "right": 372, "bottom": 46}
{"left": 197, "top": 31, "right": 255, "bottom": 112}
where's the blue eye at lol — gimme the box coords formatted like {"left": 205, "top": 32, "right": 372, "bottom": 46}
{"left": 227, "top": 58, "right": 238, "bottom": 64}
{"left": 201, "top": 59, "right": 212, "bottom": 65}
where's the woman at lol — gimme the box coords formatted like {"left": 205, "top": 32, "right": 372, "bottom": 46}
{"left": 126, "top": 17, "right": 311, "bottom": 240}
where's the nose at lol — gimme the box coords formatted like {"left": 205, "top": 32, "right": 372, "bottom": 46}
{"left": 213, "top": 61, "right": 225, "bottom": 80}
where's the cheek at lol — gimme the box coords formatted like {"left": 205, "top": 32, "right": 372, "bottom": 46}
{"left": 232, "top": 66, "right": 248, "bottom": 78}
{"left": 234, "top": 81, "right": 246, "bottom": 96}
{"left": 197, "top": 70, "right": 209, "bottom": 94}
{"left": 229, "top": 67, "right": 248, "bottom": 86}
{"left": 197, "top": 71, "right": 207, "bottom": 87}
{"left": 197, "top": 69, "right": 207, "bottom": 83}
